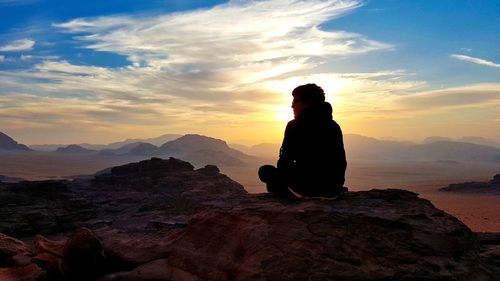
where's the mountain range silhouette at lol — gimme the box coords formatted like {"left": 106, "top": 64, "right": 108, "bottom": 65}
{"left": 2, "top": 131, "right": 500, "bottom": 163}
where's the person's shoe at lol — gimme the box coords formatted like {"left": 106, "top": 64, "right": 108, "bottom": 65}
{"left": 287, "top": 187, "right": 346, "bottom": 201}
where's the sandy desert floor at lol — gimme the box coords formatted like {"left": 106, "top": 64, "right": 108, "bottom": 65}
{"left": 0, "top": 152, "right": 147, "bottom": 180}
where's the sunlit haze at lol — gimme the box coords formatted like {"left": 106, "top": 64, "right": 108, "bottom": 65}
{"left": 1, "top": 0, "right": 499, "bottom": 145}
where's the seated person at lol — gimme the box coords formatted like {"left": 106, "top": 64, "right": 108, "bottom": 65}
{"left": 259, "top": 83, "right": 347, "bottom": 199}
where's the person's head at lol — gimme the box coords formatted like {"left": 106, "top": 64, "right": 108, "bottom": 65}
{"left": 291, "top": 83, "right": 325, "bottom": 118}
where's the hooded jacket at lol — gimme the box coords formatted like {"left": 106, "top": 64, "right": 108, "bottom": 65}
{"left": 277, "top": 101, "right": 346, "bottom": 197}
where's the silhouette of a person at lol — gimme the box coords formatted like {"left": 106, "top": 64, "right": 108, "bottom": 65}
{"left": 259, "top": 83, "right": 347, "bottom": 199}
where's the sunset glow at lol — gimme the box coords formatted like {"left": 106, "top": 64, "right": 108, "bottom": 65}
{"left": 0, "top": 0, "right": 499, "bottom": 145}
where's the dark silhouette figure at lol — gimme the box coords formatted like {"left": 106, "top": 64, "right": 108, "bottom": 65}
{"left": 259, "top": 84, "right": 347, "bottom": 199}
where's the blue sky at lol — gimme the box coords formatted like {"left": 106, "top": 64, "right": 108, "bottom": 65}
{"left": 0, "top": 0, "right": 499, "bottom": 144}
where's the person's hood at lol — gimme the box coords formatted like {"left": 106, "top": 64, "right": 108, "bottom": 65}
{"left": 296, "top": 101, "right": 333, "bottom": 122}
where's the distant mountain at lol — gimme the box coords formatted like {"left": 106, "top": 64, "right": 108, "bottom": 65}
{"left": 31, "top": 143, "right": 109, "bottom": 151}
{"left": 458, "top": 136, "right": 500, "bottom": 148}
{"left": 230, "top": 143, "right": 280, "bottom": 158}
{"left": 409, "top": 141, "right": 500, "bottom": 162}
{"left": 182, "top": 149, "right": 246, "bottom": 166}
{"left": 99, "top": 142, "right": 143, "bottom": 155}
{"left": 129, "top": 143, "right": 159, "bottom": 156}
{"left": 156, "top": 134, "right": 253, "bottom": 166}
{"left": 102, "top": 134, "right": 182, "bottom": 149}
{"left": 99, "top": 142, "right": 158, "bottom": 156}
{"left": 30, "top": 134, "right": 182, "bottom": 151}
{"left": 494, "top": 153, "right": 500, "bottom": 162}
{"left": 423, "top": 136, "right": 452, "bottom": 144}
{"left": 158, "top": 135, "right": 249, "bottom": 157}
{"left": 56, "top": 144, "right": 97, "bottom": 154}
{"left": 232, "top": 135, "right": 500, "bottom": 162}
{"left": 344, "top": 135, "right": 500, "bottom": 162}
{"left": 29, "top": 144, "right": 71, "bottom": 151}
{"left": 422, "top": 136, "right": 500, "bottom": 148}
{"left": 228, "top": 143, "right": 251, "bottom": 153}
{"left": 344, "top": 134, "right": 414, "bottom": 160}
{"left": 0, "top": 132, "right": 31, "bottom": 151}
{"left": 99, "top": 142, "right": 159, "bottom": 156}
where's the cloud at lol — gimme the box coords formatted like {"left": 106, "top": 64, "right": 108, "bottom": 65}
{"left": 395, "top": 83, "right": 500, "bottom": 110}
{"left": 39, "top": 0, "right": 392, "bottom": 104}
{"left": 0, "top": 39, "right": 35, "bottom": 51}
{"left": 451, "top": 54, "right": 500, "bottom": 68}
{"left": 54, "top": 0, "right": 390, "bottom": 66}
{"left": 20, "top": 54, "right": 32, "bottom": 61}
{"left": 0, "top": 55, "right": 4, "bottom": 61}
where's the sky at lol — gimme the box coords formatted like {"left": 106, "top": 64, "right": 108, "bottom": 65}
{"left": 0, "top": 0, "right": 499, "bottom": 145}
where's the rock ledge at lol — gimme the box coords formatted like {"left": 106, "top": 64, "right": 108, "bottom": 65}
{"left": 0, "top": 158, "right": 498, "bottom": 280}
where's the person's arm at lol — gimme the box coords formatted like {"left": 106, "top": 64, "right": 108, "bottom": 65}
{"left": 332, "top": 123, "right": 347, "bottom": 187}
{"left": 277, "top": 121, "right": 295, "bottom": 178}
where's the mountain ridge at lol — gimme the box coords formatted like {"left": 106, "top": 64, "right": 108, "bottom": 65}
{"left": 29, "top": 134, "right": 182, "bottom": 151}
{"left": 0, "top": 132, "right": 31, "bottom": 151}
{"left": 7, "top": 132, "right": 500, "bottom": 165}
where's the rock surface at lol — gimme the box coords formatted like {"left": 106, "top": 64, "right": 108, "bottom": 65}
{"left": 440, "top": 173, "right": 500, "bottom": 194}
{"left": 0, "top": 157, "right": 499, "bottom": 280}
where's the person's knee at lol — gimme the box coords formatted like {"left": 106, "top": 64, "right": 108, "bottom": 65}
{"left": 258, "top": 165, "right": 277, "bottom": 183}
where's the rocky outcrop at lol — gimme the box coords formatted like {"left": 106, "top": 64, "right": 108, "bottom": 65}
{"left": 0, "top": 234, "right": 44, "bottom": 281}
{"left": 440, "top": 173, "right": 500, "bottom": 194}
{"left": 0, "top": 157, "right": 246, "bottom": 239}
{"left": 0, "top": 233, "right": 32, "bottom": 267}
{"left": 149, "top": 190, "right": 485, "bottom": 281}
{"left": 0, "top": 157, "right": 499, "bottom": 280}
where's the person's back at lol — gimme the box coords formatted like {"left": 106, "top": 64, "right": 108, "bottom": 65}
{"left": 259, "top": 83, "right": 347, "bottom": 199}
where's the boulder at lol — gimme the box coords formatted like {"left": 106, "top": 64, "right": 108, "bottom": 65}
{"left": 0, "top": 233, "right": 31, "bottom": 267}
{"left": 99, "top": 229, "right": 184, "bottom": 267}
{"left": 32, "top": 235, "right": 66, "bottom": 279}
{"left": 62, "top": 228, "right": 106, "bottom": 280}
{"left": 0, "top": 264, "right": 45, "bottom": 281}
{"left": 99, "top": 259, "right": 200, "bottom": 281}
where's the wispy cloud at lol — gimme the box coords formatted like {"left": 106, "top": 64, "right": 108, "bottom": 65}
{"left": 396, "top": 83, "right": 500, "bottom": 109}
{"left": 54, "top": 0, "right": 390, "bottom": 66}
{"left": 451, "top": 54, "right": 500, "bottom": 68}
{"left": 0, "top": 55, "right": 4, "bottom": 61}
{"left": 20, "top": 54, "right": 32, "bottom": 61}
{"left": 0, "top": 39, "right": 35, "bottom": 51}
